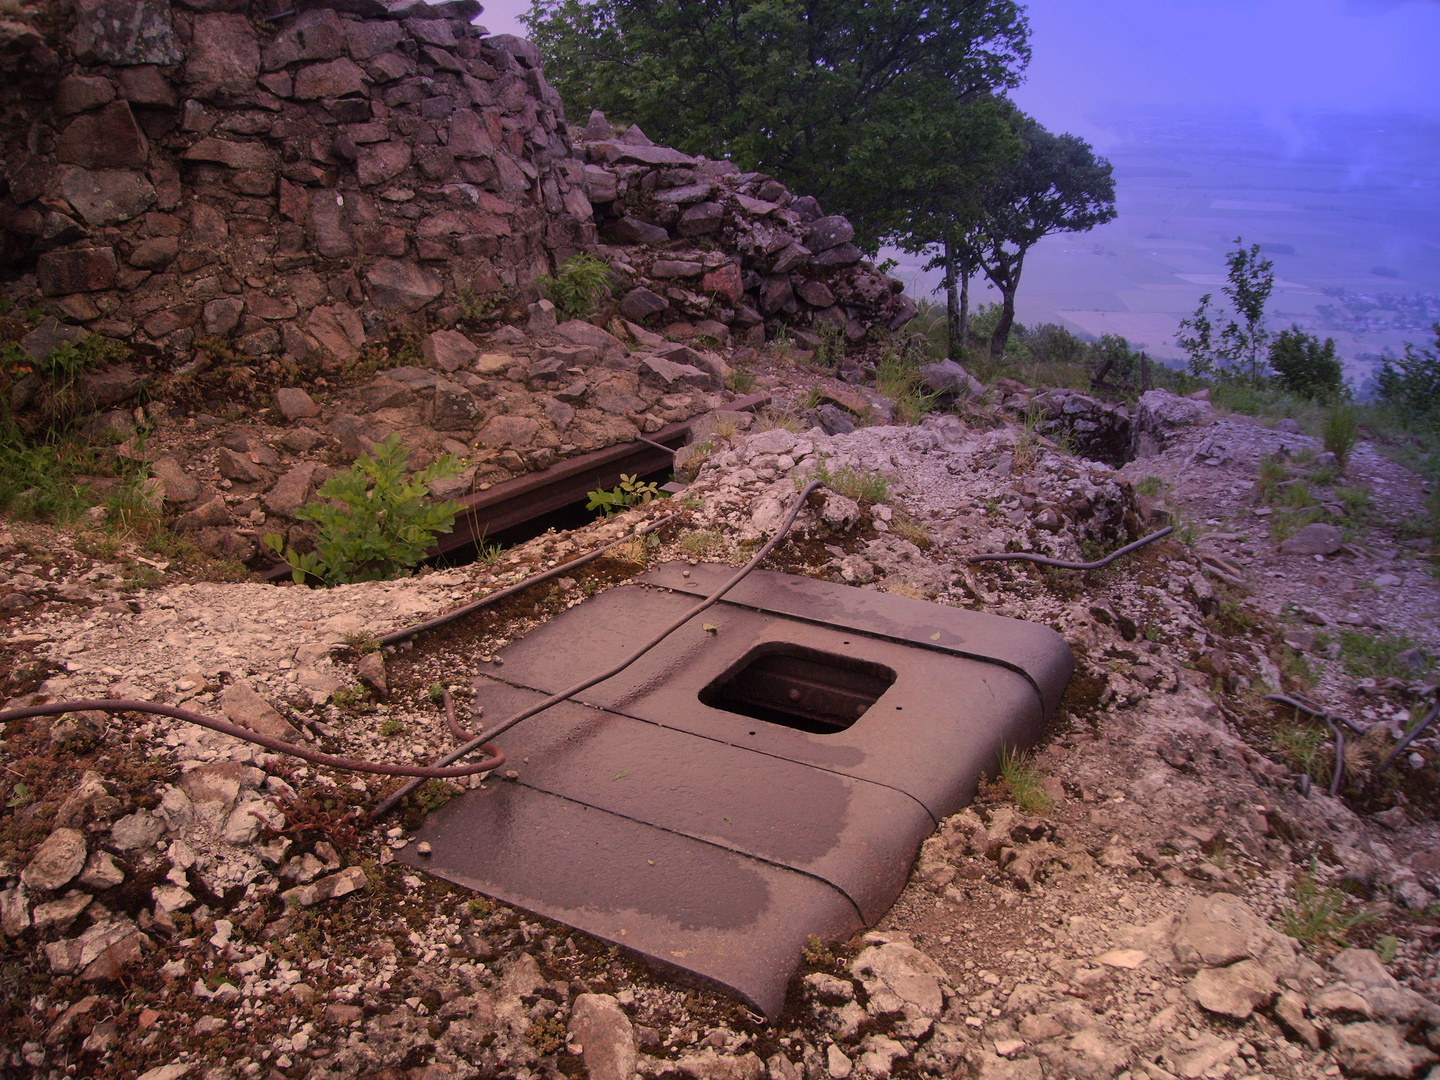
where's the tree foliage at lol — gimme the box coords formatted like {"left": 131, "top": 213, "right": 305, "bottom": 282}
{"left": 967, "top": 117, "right": 1116, "bottom": 356}
{"left": 1176, "top": 239, "right": 1275, "bottom": 383}
{"left": 1377, "top": 323, "right": 1440, "bottom": 423}
{"left": 524, "top": 0, "right": 1031, "bottom": 248}
{"left": 1269, "top": 324, "right": 1343, "bottom": 402}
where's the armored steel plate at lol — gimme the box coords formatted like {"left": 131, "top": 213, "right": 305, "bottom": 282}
{"left": 402, "top": 563, "right": 1073, "bottom": 1017}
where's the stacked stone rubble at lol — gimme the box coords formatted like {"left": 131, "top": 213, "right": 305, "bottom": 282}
{"left": 1, "top": 0, "right": 592, "bottom": 370}
{"left": 0, "top": 0, "right": 914, "bottom": 383}
{"left": 578, "top": 111, "right": 918, "bottom": 346}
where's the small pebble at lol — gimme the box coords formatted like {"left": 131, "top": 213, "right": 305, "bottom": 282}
{"left": 417, "top": 841, "right": 432, "bottom": 856}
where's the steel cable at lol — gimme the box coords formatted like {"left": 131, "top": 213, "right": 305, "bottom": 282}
{"left": 369, "top": 480, "right": 825, "bottom": 819}
{"left": 0, "top": 698, "right": 505, "bottom": 778}
{"left": 967, "top": 526, "right": 1174, "bottom": 570}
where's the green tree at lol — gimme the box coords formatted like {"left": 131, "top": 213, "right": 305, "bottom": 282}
{"left": 524, "top": 0, "right": 1031, "bottom": 249}
{"left": 1377, "top": 324, "right": 1440, "bottom": 423}
{"left": 1269, "top": 325, "right": 1344, "bottom": 402}
{"left": 969, "top": 116, "right": 1116, "bottom": 356}
{"left": 1176, "top": 238, "right": 1275, "bottom": 384}
{"left": 873, "top": 94, "right": 1023, "bottom": 359}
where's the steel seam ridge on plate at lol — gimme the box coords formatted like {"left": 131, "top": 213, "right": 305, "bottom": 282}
{"left": 502, "top": 772, "right": 870, "bottom": 923}
{"left": 640, "top": 564, "right": 1075, "bottom": 718}
{"left": 469, "top": 667, "right": 942, "bottom": 823}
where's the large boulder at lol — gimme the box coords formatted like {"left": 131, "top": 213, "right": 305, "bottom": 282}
{"left": 1130, "top": 388, "right": 1213, "bottom": 458}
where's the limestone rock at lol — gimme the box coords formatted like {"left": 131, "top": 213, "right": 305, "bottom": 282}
{"left": 1279, "top": 523, "right": 1343, "bottom": 556}
{"left": 21, "top": 828, "right": 87, "bottom": 892}
{"left": 1185, "top": 959, "right": 1277, "bottom": 1018}
{"left": 355, "top": 651, "right": 387, "bottom": 700}
{"left": 263, "top": 462, "right": 319, "bottom": 519}
{"left": 150, "top": 457, "right": 201, "bottom": 504}
{"left": 921, "top": 360, "right": 985, "bottom": 401}
{"left": 60, "top": 167, "right": 157, "bottom": 226}
{"left": 37, "top": 247, "right": 118, "bottom": 295}
{"left": 1170, "top": 893, "right": 1298, "bottom": 979}
{"left": 71, "top": 0, "right": 181, "bottom": 66}
{"left": 366, "top": 259, "right": 442, "bottom": 312}
{"left": 423, "top": 329, "right": 479, "bottom": 372}
{"left": 45, "top": 917, "right": 148, "bottom": 980}
{"left": 475, "top": 414, "right": 542, "bottom": 448}
{"left": 275, "top": 387, "right": 319, "bottom": 421}
{"left": 1329, "top": 1022, "right": 1437, "bottom": 1078}
{"left": 220, "top": 679, "right": 303, "bottom": 743}
{"left": 568, "top": 993, "right": 637, "bottom": 1080}
{"left": 851, "top": 938, "right": 946, "bottom": 1019}
{"left": 109, "top": 810, "right": 165, "bottom": 852}
{"left": 185, "top": 14, "right": 260, "bottom": 98}
{"left": 620, "top": 286, "right": 668, "bottom": 322}
{"left": 1131, "top": 388, "right": 1214, "bottom": 457}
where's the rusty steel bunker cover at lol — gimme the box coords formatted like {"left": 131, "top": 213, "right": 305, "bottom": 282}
{"left": 400, "top": 562, "right": 1074, "bottom": 1017}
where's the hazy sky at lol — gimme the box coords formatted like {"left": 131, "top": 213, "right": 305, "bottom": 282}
{"left": 475, "top": 0, "right": 1440, "bottom": 144}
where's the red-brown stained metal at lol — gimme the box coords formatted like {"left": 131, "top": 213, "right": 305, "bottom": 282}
{"left": 401, "top": 563, "right": 1073, "bottom": 1018}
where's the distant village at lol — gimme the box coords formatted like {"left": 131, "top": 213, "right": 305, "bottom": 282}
{"left": 1315, "top": 286, "right": 1440, "bottom": 336}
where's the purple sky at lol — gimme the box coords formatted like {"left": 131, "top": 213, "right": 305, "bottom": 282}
{"left": 475, "top": 0, "right": 1440, "bottom": 143}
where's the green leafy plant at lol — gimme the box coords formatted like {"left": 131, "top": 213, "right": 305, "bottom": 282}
{"left": 378, "top": 718, "right": 405, "bottom": 737}
{"left": 874, "top": 341, "right": 937, "bottom": 424}
{"left": 725, "top": 367, "right": 757, "bottom": 394}
{"left": 678, "top": 529, "right": 722, "bottom": 557}
{"left": 537, "top": 254, "right": 612, "bottom": 319}
{"left": 586, "top": 473, "right": 660, "bottom": 516}
{"left": 1177, "top": 238, "right": 1275, "bottom": 384}
{"left": 1322, "top": 403, "right": 1360, "bottom": 469}
{"left": 997, "top": 745, "right": 1051, "bottom": 814}
{"left": 1336, "top": 630, "right": 1430, "bottom": 680}
{"left": 331, "top": 685, "right": 370, "bottom": 710}
{"left": 1377, "top": 323, "right": 1440, "bottom": 423}
{"left": 1281, "top": 864, "right": 1371, "bottom": 949}
{"left": 264, "top": 434, "right": 464, "bottom": 585}
{"left": 456, "top": 287, "right": 502, "bottom": 322}
{"left": 1272, "top": 721, "right": 1333, "bottom": 788}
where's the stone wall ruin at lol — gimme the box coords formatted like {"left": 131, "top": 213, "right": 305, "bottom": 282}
{"left": 0, "top": 0, "right": 914, "bottom": 379}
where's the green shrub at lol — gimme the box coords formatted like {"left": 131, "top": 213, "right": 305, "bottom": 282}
{"left": 1377, "top": 324, "right": 1440, "bottom": 422}
{"left": 538, "top": 254, "right": 612, "bottom": 319}
{"left": 265, "top": 434, "right": 464, "bottom": 585}
{"left": 1322, "top": 403, "right": 1360, "bottom": 468}
{"left": 997, "top": 746, "right": 1051, "bottom": 814}
{"left": 1270, "top": 325, "right": 1343, "bottom": 402}
{"left": 874, "top": 341, "right": 936, "bottom": 424}
{"left": 810, "top": 463, "right": 890, "bottom": 504}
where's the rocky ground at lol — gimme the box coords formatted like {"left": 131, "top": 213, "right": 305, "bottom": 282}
{"left": 2, "top": 342, "right": 1439, "bottom": 1080}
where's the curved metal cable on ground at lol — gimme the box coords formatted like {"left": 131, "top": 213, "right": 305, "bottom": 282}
{"left": 967, "top": 526, "right": 1174, "bottom": 570}
{"left": 0, "top": 698, "right": 504, "bottom": 778}
{"left": 1265, "top": 694, "right": 1353, "bottom": 796}
{"left": 1373, "top": 696, "right": 1440, "bottom": 779}
{"left": 368, "top": 480, "right": 826, "bottom": 820}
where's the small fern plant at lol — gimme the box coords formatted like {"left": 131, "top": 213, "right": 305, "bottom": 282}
{"left": 538, "top": 254, "right": 613, "bottom": 319}
{"left": 264, "top": 434, "right": 464, "bottom": 585}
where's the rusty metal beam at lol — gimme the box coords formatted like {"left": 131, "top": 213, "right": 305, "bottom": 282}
{"left": 263, "top": 392, "right": 768, "bottom": 581}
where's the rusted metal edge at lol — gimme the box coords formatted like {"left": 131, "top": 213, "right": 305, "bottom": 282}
{"left": 263, "top": 392, "right": 770, "bottom": 582}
